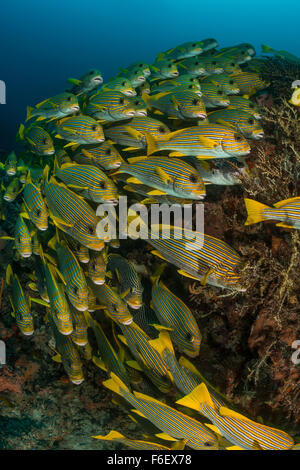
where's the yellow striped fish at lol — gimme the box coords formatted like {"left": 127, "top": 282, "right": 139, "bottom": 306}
{"left": 1, "top": 214, "right": 32, "bottom": 258}
{"left": 157, "top": 41, "right": 204, "bottom": 61}
{"left": 6, "top": 264, "right": 34, "bottom": 336}
{"left": 86, "top": 251, "right": 107, "bottom": 285}
{"left": 230, "top": 72, "right": 269, "bottom": 96}
{"left": 201, "top": 74, "right": 240, "bottom": 95}
{"left": 200, "top": 82, "right": 230, "bottom": 108}
{"left": 44, "top": 174, "right": 105, "bottom": 251}
{"left": 23, "top": 171, "right": 48, "bottom": 231}
{"left": 67, "top": 69, "right": 103, "bottom": 95}
{"left": 150, "top": 60, "right": 179, "bottom": 80}
{"left": 102, "top": 77, "right": 137, "bottom": 96}
{"left": 177, "top": 383, "right": 294, "bottom": 450}
{"left": 69, "top": 302, "right": 88, "bottom": 346}
{"left": 143, "top": 90, "right": 206, "bottom": 119}
{"left": 178, "top": 56, "right": 224, "bottom": 77}
{"left": 107, "top": 254, "right": 143, "bottom": 309}
{"left": 228, "top": 96, "right": 262, "bottom": 119}
{"left": 85, "top": 90, "right": 139, "bottom": 122}
{"left": 244, "top": 197, "right": 300, "bottom": 229}
{"left": 26, "top": 92, "right": 79, "bottom": 122}
{"left": 207, "top": 109, "right": 264, "bottom": 139}
{"left": 17, "top": 124, "right": 54, "bottom": 156}
{"left": 146, "top": 124, "right": 250, "bottom": 159}
{"left": 72, "top": 141, "right": 124, "bottom": 170}
{"left": 93, "top": 430, "right": 187, "bottom": 450}
{"left": 3, "top": 177, "right": 23, "bottom": 202}
{"left": 117, "top": 65, "right": 146, "bottom": 88}
{"left": 104, "top": 373, "right": 219, "bottom": 449}
{"left": 54, "top": 115, "right": 105, "bottom": 145}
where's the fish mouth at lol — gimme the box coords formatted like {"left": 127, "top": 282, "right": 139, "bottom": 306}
{"left": 121, "top": 317, "right": 133, "bottom": 325}
{"left": 138, "top": 76, "right": 146, "bottom": 82}
{"left": 94, "top": 77, "right": 103, "bottom": 83}
{"left": 80, "top": 258, "right": 90, "bottom": 263}
{"left": 193, "top": 192, "right": 205, "bottom": 199}
{"left": 230, "top": 89, "right": 240, "bottom": 95}
{"left": 96, "top": 137, "right": 105, "bottom": 143}
{"left": 3, "top": 196, "right": 13, "bottom": 201}
{"left": 124, "top": 90, "right": 136, "bottom": 96}
{"left": 135, "top": 110, "right": 147, "bottom": 116}
{"left": 71, "top": 378, "right": 84, "bottom": 385}
{"left": 38, "top": 226, "right": 48, "bottom": 231}
{"left": 196, "top": 112, "right": 207, "bottom": 119}
{"left": 126, "top": 110, "right": 136, "bottom": 117}
{"left": 221, "top": 100, "right": 230, "bottom": 106}
{"left": 253, "top": 131, "right": 264, "bottom": 140}
{"left": 20, "top": 252, "right": 32, "bottom": 258}
{"left": 215, "top": 68, "right": 224, "bottom": 74}
{"left": 104, "top": 198, "right": 118, "bottom": 205}
{"left": 110, "top": 162, "right": 122, "bottom": 169}
{"left": 93, "top": 279, "right": 105, "bottom": 285}
{"left": 22, "top": 330, "right": 34, "bottom": 336}
{"left": 254, "top": 113, "right": 262, "bottom": 120}
{"left": 144, "top": 70, "right": 151, "bottom": 77}
{"left": 61, "top": 328, "right": 73, "bottom": 335}
{"left": 76, "top": 305, "right": 89, "bottom": 312}
{"left": 7, "top": 170, "right": 16, "bottom": 176}
{"left": 71, "top": 105, "right": 80, "bottom": 112}
{"left": 170, "top": 71, "right": 179, "bottom": 77}
{"left": 73, "top": 340, "right": 88, "bottom": 346}
{"left": 128, "top": 302, "right": 142, "bottom": 309}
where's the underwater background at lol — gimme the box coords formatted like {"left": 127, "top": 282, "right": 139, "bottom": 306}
{"left": 1, "top": 0, "right": 300, "bottom": 452}
{"left": 1, "top": 0, "right": 300, "bottom": 151}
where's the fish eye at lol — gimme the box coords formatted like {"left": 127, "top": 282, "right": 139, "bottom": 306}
{"left": 189, "top": 173, "right": 198, "bottom": 183}
{"left": 217, "top": 90, "right": 223, "bottom": 95}
{"left": 106, "top": 148, "right": 111, "bottom": 155}
{"left": 168, "top": 64, "right": 172, "bottom": 68}
{"left": 67, "top": 96, "right": 72, "bottom": 101}
{"left": 249, "top": 103, "right": 254, "bottom": 108}
{"left": 98, "top": 181, "right": 105, "bottom": 189}
{"left": 192, "top": 99, "right": 200, "bottom": 105}
{"left": 231, "top": 62, "right": 235, "bottom": 66}
{"left": 91, "top": 125, "right": 97, "bottom": 131}
{"left": 192, "top": 43, "right": 196, "bottom": 47}
{"left": 158, "top": 126, "right": 166, "bottom": 133}
{"left": 234, "top": 133, "right": 242, "bottom": 141}
{"left": 185, "top": 332, "right": 194, "bottom": 342}
{"left": 229, "top": 80, "right": 234, "bottom": 84}
{"left": 241, "top": 51, "right": 245, "bottom": 55}
{"left": 89, "top": 71, "right": 95, "bottom": 75}
{"left": 212, "top": 61, "right": 217, "bottom": 65}
{"left": 139, "top": 63, "right": 143, "bottom": 67}
{"left": 87, "top": 226, "right": 94, "bottom": 234}
{"left": 189, "top": 85, "right": 192, "bottom": 89}
{"left": 204, "top": 441, "right": 215, "bottom": 447}
{"left": 76, "top": 243, "right": 81, "bottom": 250}
{"left": 248, "top": 118, "right": 254, "bottom": 124}
{"left": 122, "top": 81, "right": 126, "bottom": 86}
{"left": 194, "top": 61, "right": 199, "bottom": 65}
{"left": 74, "top": 286, "right": 78, "bottom": 294}
{"left": 119, "top": 98, "right": 125, "bottom": 104}
{"left": 36, "top": 209, "right": 41, "bottom": 217}
{"left": 42, "top": 138, "right": 47, "bottom": 145}
{"left": 135, "top": 100, "right": 140, "bottom": 105}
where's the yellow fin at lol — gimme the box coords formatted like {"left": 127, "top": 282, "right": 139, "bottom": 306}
{"left": 123, "top": 126, "right": 143, "bottom": 140}
{"left": 155, "top": 433, "right": 177, "bottom": 442}
{"left": 127, "top": 156, "right": 148, "bottom": 164}
{"left": 244, "top": 198, "right": 270, "bottom": 225}
{"left": 155, "top": 166, "right": 173, "bottom": 184}
{"left": 177, "top": 269, "right": 199, "bottom": 280}
{"left": 52, "top": 353, "right": 62, "bottom": 363}
{"left": 93, "top": 430, "right": 125, "bottom": 441}
{"left": 205, "top": 423, "right": 222, "bottom": 435}
{"left": 218, "top": 406, "right": 253, "bottom": 422}
{"left": 147, "top": 189, "right": 166, "bottom": 196}
{"left": 226, "top": 445, "right": 244, "bottom": 451}
{"left": 169, "top": 151, "right": 185, "bottom": 157}
{"left": 176, "top": 382, "right": 215, "bottom": 411}
{"left": 215, "top": 118, "right": 236, "bottom": 130}
{"left": 276, "top": 222, "right": 294, "bottom": 229}
{"left": 149, "top": 330, "right": 174, "bottom": 356}
{"left": 198, "top": 136, "right": 218, "bottom": 148}
{"left": 178, "top": 356, "right": 201, "bottom": 377}
{"left": 145, "top": 132, "right": 159, "bottom": 156}
{"left": 151, "top": 250, "right": 167, "bottom": 261}
{"left": 273, "top": 196, "right": 300, "bottom": 208}
{"left": 126, "top": 360, "right": 143, "bottom": 371}
{"left": 126, "top": 177, "right": 142, "bottom": 185}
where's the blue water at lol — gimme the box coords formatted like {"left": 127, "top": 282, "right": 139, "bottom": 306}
{"left": 1, "top": 0, "right": 299, "bottom": 150}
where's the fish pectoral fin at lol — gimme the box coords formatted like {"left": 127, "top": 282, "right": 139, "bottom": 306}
{"left": 147, "top": 189, "right": 166, "bottom": 196}
{"left": 169, "top": 151, "right": 185, "bottom": 157}
{"left": 198, "top": 136, "right": 218, "bottom": 148}
{"left": 155, "top": 433, "right": 177, "bottom": 442}
{"left": 126, "top": 177, "right": 142, "bottom": 184}
{"left": 218, "top": 406, "right": 253, "bottom": 422}
{"left": 52, "top": 353, "right": 62, "bottom": 363}
{"left": 177, "top": 269, "right": 199, "bottom": 280}
{"left": 151, "top": 250, "right": 167, "bottom": 261}
{"left": 123, "top": 147, "right": 140, "bottom": 151}
{"left": 125, "top": 360, "right": 143, "bottom": 371}
{"left": 127, "top": 156, "right": 147, "bottom": 164}
{"left": 92, "top": 356, "right": 107, "bottom": 371}
{"left": 200, "top": 268, "right": 214, "bottom": 286}
{"left": 155, "top": 166, "right": 173, "bottom": 184}
{"left": 276, "top": 222, "right": 294, "bottom": 229}
{"left": 226, "top": 445, "right": 244, "bottom": 451}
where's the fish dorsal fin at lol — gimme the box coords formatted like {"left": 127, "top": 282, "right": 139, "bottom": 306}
{"left": 126, "top": 360, "right": 143, "bottom": 371}
{"left": 178, "top": 356, "right": 201, "bottom": 377}
{"left": 133, "top": 391, "right": 164, "bottom": 405}
{"left": 149, "top": 330, "right": 174, "bottom": 356}
{"left": 176, "top": 382, "right": 215, "bottom": 411}
{"left": 123, "top": 126, "right": 143, "bottom": 140}
{"left": 273, "top": 196, "right": 300, "bottom": 208}
{"left": 218, "top": 406, "right": 253, "bottom": 422}
{"left": 215, "top": 119, "right": 236, "bottom": 130}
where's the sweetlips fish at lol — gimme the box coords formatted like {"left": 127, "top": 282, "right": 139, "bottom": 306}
{"left": 150, "top": 60, "right": 179, "bottom": 80}
{"left": 244, "top": 197, "right": 300, "bottom": 229}
{"left": 93, "top": 430, "right": 186, "bottom": 450}
{"left": 145, "top": 124, "right": 250, "bottom": 159}
{"left": 200, "top": 82, "right": 230, "bottom": 108}
{"left": 138, "top": 80, "right": 151, "bottom": 95}
{"left": 151, "top": 82, "right": 202, "bottom": 97}
{"left": 26, "top": 92, "right": 79, "bottom": 122}
{"left": 72, "top": 141, "right": 124, "bottom": 170}
{"left": 28, "top": 253, "right": 49, "bottom": 303}
{"left": 40, "top": 248, "right": 73, "bottom": 335}
{"left": 209, "top": 56, "right": 242, "bottom": 75}
{"left": 84, "top": 90, "right": 140, "bottom": 122}
{"left": 151, "top": 279, "right": 201, "bottom": 357}
{"left": 201, "top": 74, "right": 240, "bottom": 95}
{"left": 125, "top": 62, "right": 151, "bottom": 78}
{"left": 44, "top": 172, "right": 105, "bottom": 251}
{"left": 54, "top": 115, "right": 105, "bottom": 146}
{"left": 289, "top": 85, "right": 300, "bottom": 107}
{"left": 101, "top": 77, "right": 137, "bottom": 96}
{"left": 113, "top": 156, "right": 206, "bottom": 200}
{"left": 1, "top": 151, "right": 18, "bottom": 175}
{"left": 143, "top": 90, "right": 206, "bottom": 119}
{"left": 118, "top": 323, "right": 173, "bottom": 392}
{"left": 206, "top": 108, "right": 264, "bottom": 139}
{"left": 62, "top": 231, "right": 90, "bottom": 264}
{"left": 178, "top": 56, "right": 224, "bottom": 77}
{"left": 220, "top": 43, "right": 256, "bottom": 59}
{"left": 69, "top": 302, "right": 88, "bottom": 347}
{"left": 48, "top": 234, "right": 89, "bottom": 312}
{"left": 67, "top": 69, "right": 103, "bottom": 95}
{"left": 104, "top": 116, "right": 171, "bottom": 149}
{"left": 117, "top": 65, "right": 146, "bottom": 88}
{"left": 9, "top": 214, "right": 32, "bottom": 258}
{"left": 230, "top": 72, "right": 269, "bottom": 96}
{"left": 54, "top": 147, "right": 73, "bottom": 166}
{"left": 2, "top": 177, "right": 23, "bottom": 202}
{"left": 103, "top": 373, "right": 219, "bottom": 449}
{"left": 200, "top": 38, "right": 219, "bottom": 51}
{"left": 158, "top": 74, "right": 201, "bottom": 88}
{"left": 261, "top": 44, "right": 300, "bottom": 65}
{"left": 23, "top": 170, "right": 48, "bottom": 230}
{"left": 191, "top": 158, "right": 249, "bottom": 186}
{"left": 6, "top": 264, "right": 34, "bottom": 336}
{"left": 49, "top": 313, "right": 84, "bottom": 385}
{"left": 86, "top": 250, "right": 107, "bottom": 285}
{"left": 54, "top": 162, "right": 118, "bottom": 204}
{"left": 107, "top": 253, "right": 143, "bottom": 309}
{"left": 17, "top": 124, "right": 55, "bottom": 156}
{"left": 157, "top": 41, "right": 204, "bottom": 61}
{"left": 176, "top": 383, "right": 294, "bottom": 450}
{"left": 87, "top": 279, "right": 133, "bottom": 325}
{"left": 84, "top": 311, "right": 130, "bottom": 387}
{"left": 228, "top": 96, "right": 262, "bottom": 119}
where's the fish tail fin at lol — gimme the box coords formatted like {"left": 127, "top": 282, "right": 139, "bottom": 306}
{"left": 176, "top": 382, "right": 215, "bottom": 411}
{"left": 103, "top": 372, "right": 130, "bottom": 397}
{"left": 17, "top": 124, "right": 25, "bottom": 140}
{"left": 149, "top": 330, "right": 174, "bottom": 356}
{"left": 92, "top": 430, "right": 125, "bottom": 441}
{"left": 26, "top": 106, "right": 34, "bottom": 122}
{"left": 43, "top": 164, "right": 50, "bottom": 182}
{"left": 145, "top": 131, "right": 159, "bottom": 156}
{"left": 6, "top": 264, "right": 13, "bottom": 285}
{"left": 244, "top": 198, "right": 270, "bottom": 225}
{"left": 261, "top": 44, "right": 272, "bottom": 53}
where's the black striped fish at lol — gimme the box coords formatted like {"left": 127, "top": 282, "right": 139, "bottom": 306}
{"left": 201, "top": 74, "right": 240, "bottom": 95}
{"left": 114, "top": 156, "right": 206, "bottom": 200}
{"left": 54, "top": 115, "right": 105, "bottom": 146}
{"left": 118, "top": 323, "right": 173, "bottom": 392}
{"left": 6, "top": 264, "right": 34, "bottom": 336}
{"left": 244, "top": 197, "right": 300, "bottom": 229}
{"left": 143, "top": 90, "right": 206, "bottom": 119}
{"left": 17, "top": 124, "right": 54, "bottom": 156}
{"left": 152, "top": 279, "right": 201, "bottom": 357}
{"left": 88, "top": 279, "right": 133, "bottom": 325}
{"left": 55, "top": 162, "right": 118, "bottom": 204}
{"left": 26, "top": 92, "right": 79, "bottom": 122}
{"left": 44, "top": 174, "right": 105, "bottom": 251}
{"left": 67, "top": 69, "right": 103, "bottom": 95}
{"left": 200, "top": 82, "right": 230, "bottom": 108}
{"left": 72, "top": 141, "right": 124, "bottom": 170}
{"left": 228, "top": 96, "right": 261, "bottom": 119}
{"left": 48, "top": 235, "right": 89, "bottom": 312}
{"left": 230, "top": 72, "right": 269, "bottom": 96}
{"left": 176, "top": 383, "right": 294, "bottom": 450}
{"left": 150, "top": 60, "right": 179, "bottom": 81}
{"left": 104, "top": 373, "right": 219, "bottom": 449}
{"left": 207, "top": 109, "right": 264, "bottom": 139}
{"left": 102, "top": 77, "right": 137, "bottom": 96}
{"left": 23, "top": 171, "right": 48, "bottom": 231}
{"left": 146, "top": 124, "right": 250, "bottom": 159}
{"left": 93, "top": 430, "right": 186, "bottom": 450}
{"left": 85, "top": 311, "right": 130, "bottom": 387}
{"left": 49, "top": 313, "right": 84, "bottom": 385}
{"left": 107, "top": 254, "right": 143, "bottom": 309}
